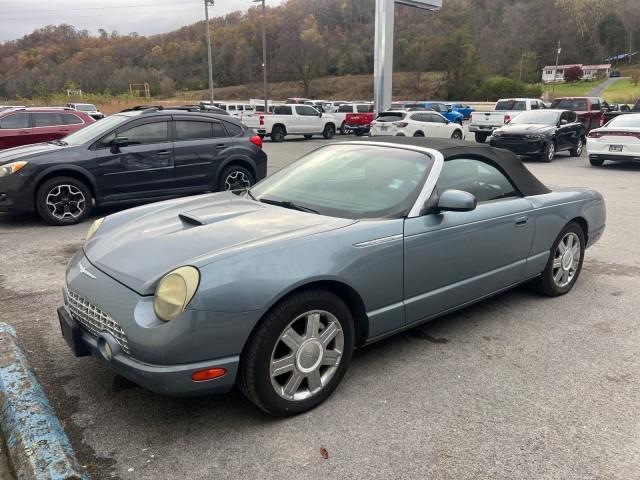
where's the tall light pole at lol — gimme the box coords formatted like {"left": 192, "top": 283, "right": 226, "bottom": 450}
{"left": 552, "top": 41, "right": 561, "bottom": 94}
{"left": 204, "top": 0, "right": 215, "bottom": 105}
{"left": 254, "top": 0, "right": 268, "bottom": 114}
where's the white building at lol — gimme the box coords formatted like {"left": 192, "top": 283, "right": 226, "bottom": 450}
{"left": 541, "top": 64, "right": 611, "bottom": 83}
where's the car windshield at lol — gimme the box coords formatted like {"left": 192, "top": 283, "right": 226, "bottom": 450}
{"left": 607, "top": 114, "right": 640, "bottom": 128}
{"left": 62, "top": 114, "right": 130, "bottom": 145}
{"left": 76, "top": 104, "right": 97, "bottom": 111}
{"left": 510, "top": 111, "right": 560, "bottom": 125}
{"left": 250, "top": 144, "right": 434, "bottom": 219}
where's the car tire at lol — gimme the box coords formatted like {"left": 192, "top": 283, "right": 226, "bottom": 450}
{"left": 474, "top": 133, "right": 488, "bottom": 143}
{"left": 451, "top": 130, "right": 463, "bottom": 140}
{"left": 541, "top": 141, "right": 555, "bottom": 162}
{"left": 570, "top": 137, "right": 585, "bottom": 157}
{"left": 589, "top": 156, "right": 605, "bottom": 166}
{"left": 340, "top": 122, "right": 350, "bottom": 135}
{"left": 238, "top": 289, "right": 354, "bottom": 417}
{"left": 271, "top": 126, "right": 286, "bottom": 142}
{"left": 323, "top": 124, "right": 336, "bottom": 140}
{"left": 533, "top": 222, "right": 586, "bottom": 297}
{"left": 304, "top": 134, "right": 313, "bottom": 140}
{"left": 35, "top": 176, "right": 92, "bottom": 226}
{"left": 218, "top": 165, "right": 255, "bottom": 192}
{"left": 413, "top": 131, "right": 425, "bottom": 138}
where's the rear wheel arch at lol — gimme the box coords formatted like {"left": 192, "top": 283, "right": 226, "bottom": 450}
{"left": 570, "top": 216, "right": 589, "bottom": 244}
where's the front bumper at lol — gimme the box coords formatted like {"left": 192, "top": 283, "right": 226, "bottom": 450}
{"left": 0, "top": 172, "right": 35, "bottom": 213}
{"left": 58, "top": 250, "right": 262, "bottom": 396}
{"left": 490, "top": 138, "right": 546, "bottom": 156}
{"left": 58, "top": 306, "right": 238, "bottom": 396}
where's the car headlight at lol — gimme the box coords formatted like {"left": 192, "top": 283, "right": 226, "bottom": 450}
{"left": 153, "top": 266, "right": 200, "bottom": 322}
{"left": 0, "top": 161, "right": 28, "bottom": 177}
{"left": 86, "top": 217, "right": 105, "bottom": 241}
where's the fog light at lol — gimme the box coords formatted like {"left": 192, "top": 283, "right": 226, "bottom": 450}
{"left": 191, "top": 368, "right": 227, "bottom": 382}
{"left": 97, "top": 334, "right": 119, "bottom": 361}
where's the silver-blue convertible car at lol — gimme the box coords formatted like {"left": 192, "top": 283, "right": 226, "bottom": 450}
{"left": 58, "top": 138, "right": 606, "bottom": 416}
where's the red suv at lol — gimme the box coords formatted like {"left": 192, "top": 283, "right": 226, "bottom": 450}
{"left": 0, "top": 107, "right": 95, "bottom": 150}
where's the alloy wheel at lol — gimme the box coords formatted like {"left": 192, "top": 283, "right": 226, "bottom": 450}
{"left": 224, "top": 170, "right": 252, "bottom": 191}
{"left": 552, "top": 232, "right": 581, "bottom": 288}
{"left": 270, "top": 310, "right": 344, "bottom": 401}
{"left": 547, "top": 143, "right": 555, "bottom": 161}
{"left": 576, "top": 139, "right": 583, "bottom": 155}
{"left": 45, "top": 184, "right": 86, "bottom": 220}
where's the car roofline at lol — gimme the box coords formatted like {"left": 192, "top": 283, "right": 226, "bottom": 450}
{"left": 328, "top": 140, "right": 445, "bottom": 218}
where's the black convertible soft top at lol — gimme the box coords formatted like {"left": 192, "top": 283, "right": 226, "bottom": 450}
{"left": 361, "top": 137, "right": 551, "bottom": 197}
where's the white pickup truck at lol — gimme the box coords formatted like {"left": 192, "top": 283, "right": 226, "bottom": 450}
{"left": 469, "top": 98, "right": 548, "bottom": 143}
{"left": 245, "top": 104, "right": 337, "bottom": 142}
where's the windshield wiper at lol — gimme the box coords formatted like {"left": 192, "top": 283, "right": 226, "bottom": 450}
{"left": 259, "top": 198, "right": 319, "bottom": 214}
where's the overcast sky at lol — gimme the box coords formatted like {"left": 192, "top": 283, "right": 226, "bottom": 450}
{"left": 0, "top": 0, "right": 285, "bottom": 42}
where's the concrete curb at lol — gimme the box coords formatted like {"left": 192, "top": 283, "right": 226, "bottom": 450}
{"left": 0, "top": 323, "right": 88, "bottom": 479}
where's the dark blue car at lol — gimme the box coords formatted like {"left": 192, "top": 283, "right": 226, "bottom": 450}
{"left": 404, "top": 101, "right": 464, "bottom": 124}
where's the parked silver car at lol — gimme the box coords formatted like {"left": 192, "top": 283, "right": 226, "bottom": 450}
{"left": 58, "top": 138, "right": 606, "bottom": 416}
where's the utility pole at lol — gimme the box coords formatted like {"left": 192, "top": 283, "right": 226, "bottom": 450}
{"left": 552, "top": 41, "right": 561, "bottom": 94}
{"left": 204, "top": 0, "right": 215, "bottom": 105}
{"left": 254, "top": 0, "right": 268, "bottom": 114}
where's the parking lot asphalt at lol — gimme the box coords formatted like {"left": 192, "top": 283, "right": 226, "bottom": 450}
{"left": 1, "top": 134, "right": 639, "bottom": 480}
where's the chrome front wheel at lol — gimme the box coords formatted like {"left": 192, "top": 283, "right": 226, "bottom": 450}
{"left": 270, "top": 310, "right": 344, "bottom": 401}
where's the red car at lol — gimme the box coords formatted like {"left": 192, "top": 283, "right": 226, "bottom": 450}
{"left": 549, "top": 97, "right": 606, "bottom": 132}
{"left": 0, "top": 107, "right": 95, "bottom": 150}
{"left": 345, "top": 105, "right": 375, "bottom": 136}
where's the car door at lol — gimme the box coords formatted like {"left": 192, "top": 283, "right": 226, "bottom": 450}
{"left": 171, "top": 117, "right": 232, "bottom": 190}
{"left": 299, "top": 105, "right": 322, "bottom": 132}
{"left": 427, "top": 113, "right": 451, "bottom": 138}
{"left": 32, "top": 112, "right": 68, "bottom": 143}
{"left": 95, "top": 117, "right": 176, "bottom": 199}
{"left": 403, "top": 157, "right": 534, "bottom": 324}
{"left": 0, "top": 112, "right": 31, "bottom": 149}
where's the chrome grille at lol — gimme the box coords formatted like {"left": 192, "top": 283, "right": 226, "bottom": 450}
{"left": 64, "top": 287, "right": 130, "bottom": 354}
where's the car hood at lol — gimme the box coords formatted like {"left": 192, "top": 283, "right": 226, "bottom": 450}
{"left": 0, "top": 142, "right": 66, "bottom": 165}
{"left": 498, "top": 124, "right": 555, "bottom": 134}
{"left": 84, "top": 192, "right": 356, "bottom": 295}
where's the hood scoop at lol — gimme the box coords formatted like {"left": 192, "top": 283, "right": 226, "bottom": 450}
{"left": 178, "top": 203, "right": 261, "bottom": 227}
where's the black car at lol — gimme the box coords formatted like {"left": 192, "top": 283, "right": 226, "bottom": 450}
{"left": 489, "top": 110, "right": 587, "bottom": 162}
{"left": 0, "top": 107, "right": 267, "bottom": 225}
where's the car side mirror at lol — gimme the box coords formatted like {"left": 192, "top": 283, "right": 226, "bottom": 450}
{"left": 318, "top": 112, "right": 322, "bottom": 118}
{"left": 447, "top": 106, "right": 452, "bottom": 112}
{"left": 445, "top": 120, "right": 450, "bottom": 125}
{"left": 436, "top": 190, "right": 477, "bottom": 212}
{"left": 110, "top": 136, "right": 128, "bottom": 153}
{"left": 560, "top": 119, "right": 568, "bottom": 126}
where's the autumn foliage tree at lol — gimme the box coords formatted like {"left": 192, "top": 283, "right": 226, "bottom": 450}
{"left": 564, "top": 66, "right": 584, "bottom": 83}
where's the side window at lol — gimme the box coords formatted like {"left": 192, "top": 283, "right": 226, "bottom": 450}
{"left": 431, "top": 113, "right": 446, "bottom": 123}
{"left": 228, "top": 105, "right": 236, "bottom": 111}
{"left": 592, "top": 100, "right": 601, "bottom": 111}
{"left": 409, "top": 113, "right": 423, "bottom": 122}
{"left": 175, "top": 121, "right": 213, "bottom": 141}
{"left": 299, "top": 106, "right": 319, "bottom": 116}
{"left": 356, "top": 105, "right": 370, "bottom": 113}
{"left": 530, "top": 102, "right": 539, "bottom": 110}
{"left": 274, "top": 106, "right": 292, "bottom": 115}
{"left": 34, "top": 112, "right": 64, "bottom": 127}
{"left": 61, "top": 113, "right": 83, "bottom": 125}
{"left": 222, "top": 121, "right": 242, "bottom": 136}
{"left": 211, "top": 122, "right": 228, "bottom": 138}
{"left": 119, "top": 122, "right": 169, "bottom": 145}
{"left": 0, "top": 113, "right": 29, "bottom": 129}
{"left": 436, "top": 158, "right": 519, "bottom": 203}
{"left": 338, "top": 105, "right": 352, "bottom": 113}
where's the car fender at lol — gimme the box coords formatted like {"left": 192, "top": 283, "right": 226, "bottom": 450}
{"left": 32, "top": 164, "right": 100, "bottom": 198}
{"left": 216, "top": 153, "right": 259, "bottom": 179}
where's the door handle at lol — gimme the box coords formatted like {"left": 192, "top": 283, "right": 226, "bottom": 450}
{"left": 18, "top": 130, "right": 30, "bottom": 134}
{"left": 156, "top": 150, "right": 171, "bottom": 156}
{"left": 515, "top": 216, "right": 529, "bottom": 227}
{"left": 215, "top": 144, "right": 226, "bottom": 149}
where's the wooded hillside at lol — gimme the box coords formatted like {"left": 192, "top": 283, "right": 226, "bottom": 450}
{"left": 0, "top": 0, "right": 638, "bottom": 100}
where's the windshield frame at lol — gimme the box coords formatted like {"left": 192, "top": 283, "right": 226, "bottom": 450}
{"left": 249, "top": 142, "right": 443, "bottom": 220}
{"left": 62, "top": 114, "right": 132, "bottom": 146}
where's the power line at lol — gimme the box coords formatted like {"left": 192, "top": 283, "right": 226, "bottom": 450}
{"left": 0, "top": 1, "right": 201, "bottom": 15}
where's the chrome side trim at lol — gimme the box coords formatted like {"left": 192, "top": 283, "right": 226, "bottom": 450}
{"left": 354, "top": 234, "right": 403, "bottom": 248}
